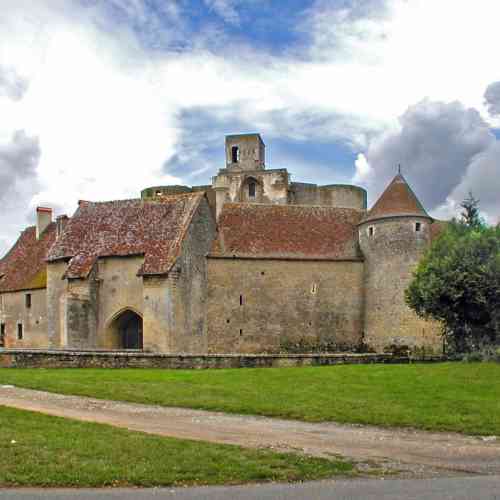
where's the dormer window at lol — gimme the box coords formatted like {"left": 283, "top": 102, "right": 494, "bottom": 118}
{"left": 248, "top": 181, "right": 256, "bottom": 198}
{"left": 231, "top": 146, "right": 240, "bottom": 163}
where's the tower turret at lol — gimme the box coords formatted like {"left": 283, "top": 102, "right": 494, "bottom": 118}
{"left": 358, "top": 174, "right": 442, "bottom": 353}
{"left": 225, "top": 133, "right": 265, "bottom": 171}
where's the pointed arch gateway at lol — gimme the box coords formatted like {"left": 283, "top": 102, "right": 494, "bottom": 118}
{"left": 108, "top": 309, "right": 143, "bottom": 350}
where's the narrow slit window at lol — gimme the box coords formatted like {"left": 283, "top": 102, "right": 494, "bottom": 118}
{"left": 239, "top": 295, "right": 243, "bottom": 306}
{"left": 239, "top": 329, "right": 243, "bottom": 336}
{"left": 311, "top": 283, "right": 318, "bottom": 295}
{"left": 17, "top": 323, "right": 23, "bottom": 340}
{"left": 231, "top": 146, "right": 239, "bottom": 163}
{"left": 0, "top": 323, "right": 5, "bottom": 341}
{"left": 415, "top": 222, "right": 422, "bottom": 232}
{"left": 248, "top": 181, "right": 256, "bottom": 198}
{"left": 25, "top": 293, "right": 31, "bottom": 309}
{"left": 368, "top": 226, "right": 374, "bottom": 237}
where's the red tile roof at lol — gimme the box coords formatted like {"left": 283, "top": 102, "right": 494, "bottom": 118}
{"left": 361, "top": 174, "right": 430, "bottom": 224}
{"left": 0, "top": 223, "right": 57, "bottom": 293}
{"left": 47, "top": 193, "right": 204, "bottom": 278}
{"left": 211, "top": 203, "right": 363, "bottom": 260}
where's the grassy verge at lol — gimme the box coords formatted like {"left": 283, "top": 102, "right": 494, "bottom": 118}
{"left": 1, "top": 363, "right": 499, "bottom": 435}
{"left": 0, "top": 406, "right": 352, "bottom": 487}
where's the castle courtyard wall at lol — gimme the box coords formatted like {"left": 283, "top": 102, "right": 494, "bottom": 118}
{"left": 206, "top": 258, "right": 364, "bottom": 354}
{"left": 0, "top": 289, "right": 49, "bottom": 348}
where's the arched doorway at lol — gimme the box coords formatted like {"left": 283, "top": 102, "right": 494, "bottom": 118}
{"left": 241, "top": 177, "right": 262, "bottom": 202}
{"left": 112, "top": 310, "right": 143, "bottom": 350}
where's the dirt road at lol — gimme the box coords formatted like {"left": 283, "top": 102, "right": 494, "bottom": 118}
{"left": 1, "top": 385, "right": 499, "bottom": 476}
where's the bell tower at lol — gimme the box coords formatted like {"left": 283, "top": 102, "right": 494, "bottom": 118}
{"left": 225, "top": 133, "right": 265, "bottom": 171}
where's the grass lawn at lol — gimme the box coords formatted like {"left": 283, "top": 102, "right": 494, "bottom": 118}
{"left": 0, "top": 406, "right": 352, "bottom": 487}
{"left": 1, "top": 363, "right": 499, "bottom": 436}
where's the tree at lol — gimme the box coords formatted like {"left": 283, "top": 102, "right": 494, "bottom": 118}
{"left": 406, "top": 220, "right": 500, "bottom": 353}
{"left": 460, "top": 191, "right": 483, "bottom": 229}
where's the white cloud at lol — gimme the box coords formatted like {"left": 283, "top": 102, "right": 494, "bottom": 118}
{"left": 354, "top": 99, "right": 500, "bottom": 221}
{"left": 204, "top": 0, "right": 241, "bottom": 25}
{"left": 3, "top": 0, "right": 500, "bottom": 253}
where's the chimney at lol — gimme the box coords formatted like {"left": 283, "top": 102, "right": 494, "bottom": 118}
{"left": 56, "top": 214, "right": 69, "bottom": 239}
{"left": 36, "top": 207, "right": 53, "bottom": 240}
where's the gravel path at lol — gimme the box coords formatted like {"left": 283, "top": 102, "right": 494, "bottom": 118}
{"left": 1, "top": 385, "right": 499, "bottom": 477}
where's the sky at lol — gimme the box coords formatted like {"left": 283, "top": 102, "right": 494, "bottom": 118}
{"left": 1, "top": 0, "right": 500, "bottom": 255}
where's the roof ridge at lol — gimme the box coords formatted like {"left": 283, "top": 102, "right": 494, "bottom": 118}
{"left": 223, "top": 202, "right": 364, "bottom": 212}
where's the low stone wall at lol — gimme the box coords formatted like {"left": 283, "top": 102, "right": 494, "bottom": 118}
{"left": 0, "top": 349, "right": 414, "bottom": 369}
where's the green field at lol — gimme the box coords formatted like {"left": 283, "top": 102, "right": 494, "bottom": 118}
{"left": 0, "top": 406, "right": 352, "bottom": 487}
{"left": 1, "top": 363, "right": 499, "bottom": 435}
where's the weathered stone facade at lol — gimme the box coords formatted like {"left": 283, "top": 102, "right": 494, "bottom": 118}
{"left": 0, "top": 289, "right": 49, "bottom": 348}
{"left": 207, "top": 259, "right": 364, "bottom": 353}
{"left": 359, "top": 217, "right": 442, "bottom": 352}
{"left": 0, "top": 133, "right": 445, "bottom": 355}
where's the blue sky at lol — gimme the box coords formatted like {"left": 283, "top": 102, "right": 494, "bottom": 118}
{"left": 1, "top": 0, "right": 500, "bottom": 254}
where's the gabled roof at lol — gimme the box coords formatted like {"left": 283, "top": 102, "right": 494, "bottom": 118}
{"left": 47, "top": 193, "right": 204, "bottom": 279}
{"left": 361, "top": 174, "right": 430, "bottom": 224}
{"left": 211, "top": 203, "right": 363, "bottom": 260}
{"left": 0, "top": 223, "right": 57, "bottom": 293}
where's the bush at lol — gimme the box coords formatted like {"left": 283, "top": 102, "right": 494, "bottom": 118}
{"left": 461, "top": 346, "right": 500, "bottom": 363}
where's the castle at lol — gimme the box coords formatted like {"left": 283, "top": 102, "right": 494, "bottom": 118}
{"left": 0, "top": 134, "right": 444, "bottom": 354}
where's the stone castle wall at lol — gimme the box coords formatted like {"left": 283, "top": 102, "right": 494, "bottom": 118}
{"left": 0, "top": 289, "right": 49, "bottom": 348}
{"left": 359, "top": 217, "right": 443, "bottom": 353}
{"left": 0, "top": 349, "right": 409, "bottom": 369}
{"left": 206, "top": 258, "right": 364, "bottom": 354}
{"left": 168, "top": 197, "right": 217, "bottom": 353}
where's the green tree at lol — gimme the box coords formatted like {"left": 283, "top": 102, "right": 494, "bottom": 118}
{"left": 460, "top": 191, "right": 483, "bottom": 229}
{"left": 406, "top": 221, "right": 500, "bottom": 353}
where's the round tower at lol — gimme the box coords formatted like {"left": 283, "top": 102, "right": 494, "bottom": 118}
{"left": 358, "top": 174, "right": 441, "bottom": 353}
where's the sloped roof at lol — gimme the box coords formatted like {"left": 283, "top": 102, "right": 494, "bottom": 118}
{"left": 0, "top": 223, "right": 57, "bottom": 293}
{"left": 47, "top": 193, "right": 204, "bottom": 279}
{"left": 361, "top": 174, "right": 430, "bottom": 224}
{"left": 211, "top": 203, "right": 363, "bottom": 260}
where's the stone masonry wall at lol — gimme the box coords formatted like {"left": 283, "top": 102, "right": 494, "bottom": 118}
{"left": 170, "top": 197, "right": 216, "bottom": 353}
{"left": 207, "top": 258, "right": 364, "bottom": 354}
{"left": 0, "top": 289, "right": 49, "bottom": 348}
{"left": 47, "top": 261, "right": 68, "bottom": 348}
{"left": 0, "top": 349, "right": 407, "bottom": 369}
{"left": 96, "top": 255, "right": 145, "bottom": 349}
{"left": 359, "top": 217, "right": 443, "bottom": 353}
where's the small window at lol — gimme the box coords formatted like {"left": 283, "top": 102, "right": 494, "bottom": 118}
{"left": 239, "top": 329, "right": 243, "bottom": 336}
{"left": 415, "top": 222, "right": 422, "bottom": 232}
{"left": 248, "top": 181, "right": 256, "bottom": 198}
{"left": 368, "top": 226, "right": 374, "bottom": 237}
{"left": 311, "top": 283, "right": 318, "bottom": 295}
{"left": 17, "top": 323, "right": 23, "bottom": 340}
{"left": 0, "top": 323, "right": 5, "bottom": 347}
{"left": 25, "top": 293, "right": 31, "bottom": 309}
{"left": 239, "top": 295, "right": 243, "bottom": 306}
{"left": 231, "top": 146, "right": 239, "bottom": 163}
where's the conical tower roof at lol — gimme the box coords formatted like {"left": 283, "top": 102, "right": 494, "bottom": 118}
{"left": 361, "top": 173, "right": 430, "bottom": 224}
